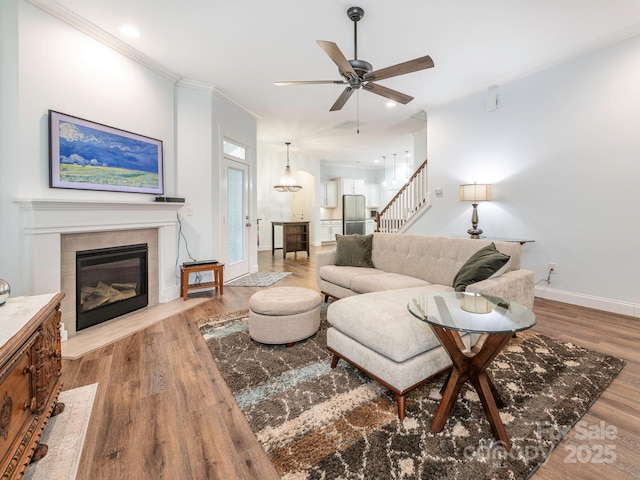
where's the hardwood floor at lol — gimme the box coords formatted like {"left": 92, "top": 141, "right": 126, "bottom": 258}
{"left": 60, "top": 246, "right": 640, "bottom": 479}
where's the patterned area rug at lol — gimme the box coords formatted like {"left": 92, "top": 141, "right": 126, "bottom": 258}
{"left": 198, "top": 307, "right": 625, "bottom": 479}
{"left": 224, "top": 271, "right": 292, "bottom": 287}
{"left": 23, "top": 383, "right": 98, "bottom": 480}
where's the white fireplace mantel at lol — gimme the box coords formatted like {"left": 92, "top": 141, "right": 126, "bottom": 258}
{"left": 16, "top": 198, "right": 184, "bottom": 303}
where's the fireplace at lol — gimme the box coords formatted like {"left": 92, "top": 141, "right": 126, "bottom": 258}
{"left": 76, "top": 243, "right": 149, "bottom": 331}
{"left": 17, "top": 199, "right": 183, "bottom": 338}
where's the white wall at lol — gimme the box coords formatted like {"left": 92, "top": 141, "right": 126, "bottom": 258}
{"left": 0, "top": 1, "right": 258, "bottom": 295}
{"left": 175, "top": 84, "right": 259, "bottom": 277}
{"left": 257, "top": 145, "right": 321, "bottom": 250}
{"left": 0, "top": 1, "right": 176, "bottom": 296}
{"left": 175, "top": 85, "right": 215, "bottom": 276}
{"left": 0, "top": 0, "right": 20, "bottom": 290}
{"left": 409, "top": 35, "right": 640, "bottom": 316}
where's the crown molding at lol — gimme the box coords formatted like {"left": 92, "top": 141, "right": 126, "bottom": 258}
{"left": 26, "top": 0, "right": 181, "bottom": 83}
{"left": 176, "top": 78, "right": 217, "bottom": 93}
{"left": 28, "top": 0, "right": 261, "bottom": 121}
{"left": 176, "top": 79, "right": 261, "bottom": 121}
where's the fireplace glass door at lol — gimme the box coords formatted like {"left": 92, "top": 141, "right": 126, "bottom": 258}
{"left": 76, "top": 243, "right": 148, "bottom": 330}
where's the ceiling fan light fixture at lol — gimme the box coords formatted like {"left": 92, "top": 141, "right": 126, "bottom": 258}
{"left": 273, "top": 142, "right": 302, "bottom": 193}
{"left": 275, "top": 5, "right": 435, "bottom": 119}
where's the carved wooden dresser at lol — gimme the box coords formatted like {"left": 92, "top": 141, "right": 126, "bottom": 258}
{"left": 0, "top": 293, "right": 65, "bottom": 480}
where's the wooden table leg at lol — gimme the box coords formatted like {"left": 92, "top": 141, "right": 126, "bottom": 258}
{"left": 429, "top": 327, "right": 514, "bottom": 450}
{"left": 272, "top": 223, "right": 276, "bottom": 256}
{"left": 180, "top": 268, "right": 188, "bottom": 300}
{"left": 218, "top": 265, "right": 223, "bottom": 295}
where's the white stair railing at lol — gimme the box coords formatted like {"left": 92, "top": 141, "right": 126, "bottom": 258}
{"left": 376, "top": 159, "right": 429, "bottom": 233}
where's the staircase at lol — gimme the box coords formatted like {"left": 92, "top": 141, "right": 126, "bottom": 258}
{"left": 375, "top": 159, "right": 430, "bottom": 233}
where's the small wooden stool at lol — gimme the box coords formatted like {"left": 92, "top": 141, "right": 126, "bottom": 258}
{"left": 180, "top": 263, "right": 224, "bottom": 300}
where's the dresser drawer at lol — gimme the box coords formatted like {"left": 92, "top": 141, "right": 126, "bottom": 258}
{"left": 0, "top": 340, "right": 36, "bottom": 469}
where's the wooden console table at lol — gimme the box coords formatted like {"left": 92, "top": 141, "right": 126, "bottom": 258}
{"left": 180, "top": 263, "right": 224, "bottom": 300}
{"left": 0, "top": 293, "right": 65, "bottom": 479}
{"left": 271, "top": 221, "right": 310, "bottom": 258}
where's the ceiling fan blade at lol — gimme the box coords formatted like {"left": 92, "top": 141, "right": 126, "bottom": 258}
{"left": 317, "top": 40, "right": 358, "bottom": 79}
{"left": 274, "top": 80, "right": 347, "bottom": 86}
{"left": 363, "top": 83, "right": 413, "bottom": 104}
{"left": 330, "top": 86, "right": 355, "bottom": 111}
{"left": 364, "top": 55, "right": 434, "bottom": 82}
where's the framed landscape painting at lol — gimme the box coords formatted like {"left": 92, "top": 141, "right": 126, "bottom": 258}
{"left": 49, "top": 110, "right": 164, "bottom": 194}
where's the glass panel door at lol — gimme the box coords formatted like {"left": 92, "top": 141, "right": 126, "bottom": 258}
{"left": 224, "top": 158, "right": 250, "bottom": 280}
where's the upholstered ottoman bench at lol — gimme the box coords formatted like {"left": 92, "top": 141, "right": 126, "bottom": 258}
{"left": 249, "top": 287, "right": 322, "bottom": 346}
{"left": 327, "top": 286, "right": 475, "bottom": 420}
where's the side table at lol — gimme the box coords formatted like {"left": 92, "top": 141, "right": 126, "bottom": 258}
{"left": 180, "top": 263, "right": 224, "bottom": 300}
{"left": 271, "top": 221, "right": 310, "bottom": 258}
{"left": 408, "top": 292, "right": 536, "bottom": 451}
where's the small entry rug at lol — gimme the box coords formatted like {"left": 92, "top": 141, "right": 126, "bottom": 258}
{"left": 198, "top": 309, "right": 625, "bottom": 479}
{"left": 224, "top": 271, "right": 292, "bottom": 287}
{"left": 23, "top": 383, "right": 98, "bottom": 480}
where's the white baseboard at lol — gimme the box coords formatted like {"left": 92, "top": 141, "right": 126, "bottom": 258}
{"left": 535, "top": 286, "right": 639, "bottom": 318}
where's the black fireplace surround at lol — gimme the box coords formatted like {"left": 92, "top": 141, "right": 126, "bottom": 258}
{"left": 76, "top": 243, "right": 148, "bottom": 331}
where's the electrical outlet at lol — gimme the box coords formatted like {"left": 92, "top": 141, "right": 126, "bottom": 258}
{"left": 548, "top": 262, "right": 557, "bottom": 274}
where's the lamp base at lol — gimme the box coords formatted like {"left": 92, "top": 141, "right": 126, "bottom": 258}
{"left": 467, "top": 228, "right": 483, "bottom": 239}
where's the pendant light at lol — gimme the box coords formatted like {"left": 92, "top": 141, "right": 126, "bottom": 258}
{"left": 405, "top": 150, "right": 410, "bottom": 184}
{"left": 392, "top": 153, "right": 397, "bottom": 186}
{"left": 381, "top": 155, "right": 387, "bottom": 187}
{"left": 273, "top": 142, "right": 302, "bottom": 193}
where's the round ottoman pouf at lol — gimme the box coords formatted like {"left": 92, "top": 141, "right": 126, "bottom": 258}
{"left": 249, "top": 287, "right": 322, "bottom": 346}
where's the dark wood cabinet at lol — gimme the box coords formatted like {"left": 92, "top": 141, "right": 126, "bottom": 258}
{"left": 0, "top": 293, "right": 65, "bottom": 480}
{"left": 271, "top": 221, "right": 310, "bottom": 258}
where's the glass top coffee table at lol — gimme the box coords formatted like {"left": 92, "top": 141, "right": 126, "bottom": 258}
{"left": 408, "top": 292, "right": 536, "bottom": 451}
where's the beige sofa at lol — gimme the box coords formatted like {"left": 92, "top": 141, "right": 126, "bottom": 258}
{"left": 316, "top": 233, "right": 535, "bottom": 420}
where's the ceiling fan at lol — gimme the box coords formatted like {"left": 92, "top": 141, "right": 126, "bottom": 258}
{"left": 275, "top": 6, "right": 434, "bottom": 112}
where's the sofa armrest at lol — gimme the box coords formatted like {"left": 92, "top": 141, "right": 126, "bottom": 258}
{"left": 315, "top": 249, "right": 336, "bottom": 291}
{"left": 465, "top": 269, "right": 535, "bottom": 310}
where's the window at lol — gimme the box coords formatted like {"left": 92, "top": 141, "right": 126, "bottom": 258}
{"left": 223, "top": 139, "right": 245, "bottom": 160}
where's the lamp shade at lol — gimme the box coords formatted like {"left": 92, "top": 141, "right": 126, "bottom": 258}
{"left": 459, "top": 183, "right": 492, "bottom": 202}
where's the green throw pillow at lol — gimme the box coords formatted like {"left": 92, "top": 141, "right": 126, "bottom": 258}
{"left": 453, "top": 243, "right": 511, "bottom": 292}
{"left": 334, "top": 234, "right": 374, "bottom": 268}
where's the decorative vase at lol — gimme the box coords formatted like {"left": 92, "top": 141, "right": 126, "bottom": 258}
{"left": 0, "top": 279, "right": 10, "bottom": 306}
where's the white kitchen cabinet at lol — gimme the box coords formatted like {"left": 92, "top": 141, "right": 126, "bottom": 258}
{"left": 331, "top": 221, "right": 343, "bottom": 239}
{"left": 365, "top": 183, "right": 379, "bottom": 208}
{"left": 339, "top": 178, "right": 365, "bottom": 196}
{"left": 319, "top": 221, "right": 331, "bottom": 242}
{"left": 321, "top": 181, "right": 337, "bottom": 208}
{"left": 366, "top": 220, "right": 376, "bottom": 235}
{"left": 320, "top": 220, "right": 343, "bottom": 243}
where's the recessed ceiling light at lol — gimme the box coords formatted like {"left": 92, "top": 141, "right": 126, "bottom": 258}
{"left": 373, "top": 159, "right": 380, "bottom": 163}
{"left": 120, "top": 25, "right": 140, "bottom": 38}
{"left": 386, "top": 101, "right": 396, "bottom": 108}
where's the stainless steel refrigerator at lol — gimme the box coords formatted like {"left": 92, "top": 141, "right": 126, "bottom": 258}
{"left": 342, "top": 195, "right": 366, "bottom": 235}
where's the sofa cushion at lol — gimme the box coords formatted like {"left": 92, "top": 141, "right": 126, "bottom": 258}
{"left": 334, "top": 234, "right": 374, "bottom": 268}
{"left": 327, "top": 286, "right": 454, "bottom": 363}
{"left": 370, "top": 234, "right": 522, "bottom": 286}
{"left": 453, "top": 243, "right": 511, "bottom": 292}
{"left": 319, "top": 265, "right": 384, "bottom": 290}
{"left": 351, "top": 272, "right": 430, "bottom": 294}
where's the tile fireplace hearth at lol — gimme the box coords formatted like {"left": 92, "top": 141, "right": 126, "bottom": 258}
{"left": 16, "top": 199, "right": 183, "bottom": 336}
